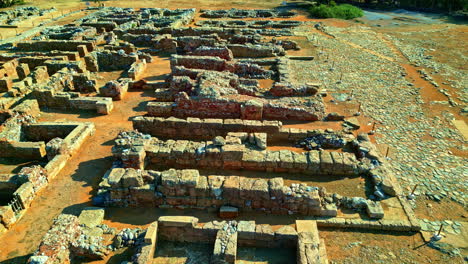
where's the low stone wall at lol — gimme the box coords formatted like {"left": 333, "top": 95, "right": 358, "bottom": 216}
{"left": 227, "top": 43, "right": 285, "bottom": 58}
{"left": 200, "top": 9, "right": 296, "bottom": 19}
{"left": 196, "top": 20, "right": 302, "bottom": 29}
{"left": 29, "top": 68, "right": 113, "bottom": 114}
{"left": 132, "top": 116, "right": 282, "bottom": 140}
{"left": 0, "top": 141, "right": 46, "bottom": 159}
{"left": 147, "top": 216, "right": 327, "bottom": 264}
{"left": 128, "top": 59, "right": 147, "bottom": 80}
{"left": 113, "top": 133, "right": 360, "bottom": 176}
{"left": 100, "top": 78, "right": 131, "bottom": 101}
{"left": 27, "top": 214, "right": 81, "bottom": 264}
{"left": 0, "top": 122, "right": 95, "bottom": 233}
{"left": 99, "top": 168, "right": 334, "bottom": 216}
{"left": 132, "top": 116, "right": 339, "bottom": 144}
{"left": 16, "top": 40, "right": 95, "bottom": 53}
{"left": 170, "top": 55, "right": 272, "bottom": 79}
{"left": 190, "top": 46, "right": 234, "bottom": 61}
{"left": 147, "top": 94, "right": 325, "bottom": 122}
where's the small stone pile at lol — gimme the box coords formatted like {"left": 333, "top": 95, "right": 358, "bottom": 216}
{"left": 296, "top": 130, "right": 346, "bottom": 150}
{"left": 113, "top": 228, "right": 144, "bottom": 249}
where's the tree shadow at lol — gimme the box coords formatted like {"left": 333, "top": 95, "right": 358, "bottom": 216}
{"left": 0, "top": 254, "right": 32, "bottom": 264}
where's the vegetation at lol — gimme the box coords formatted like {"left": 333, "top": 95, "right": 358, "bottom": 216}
{"left": 309, "top": 2, "right": 364, "bottom": 19}
{"left": 313, "top": 0, "right": 468, "bottom": 13}
{"left": 0, "top": 0, "right": 25, "bottom": 8}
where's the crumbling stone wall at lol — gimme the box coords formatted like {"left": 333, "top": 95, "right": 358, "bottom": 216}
{"left": 16, "top": 40, "right": 95, "bottom": 53}
{"left": 98, "top": 168, "right": 334, "bottom": 217}
{"left": 112, "top": 132, "right": 360, "bottom": 176}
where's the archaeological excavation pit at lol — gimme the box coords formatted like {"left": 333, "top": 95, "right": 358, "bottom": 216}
{"left": 0, "top": 2, "right": 463, "bottom": 264}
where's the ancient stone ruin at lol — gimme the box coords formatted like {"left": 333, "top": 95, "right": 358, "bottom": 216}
{"left": 0, "top": 5, "right": 426, "bottom": 264}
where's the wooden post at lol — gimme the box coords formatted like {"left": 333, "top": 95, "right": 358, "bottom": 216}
{"left": 410, "top": 184, "right": 419, "bottom": 196}
{"left": 385, "top": 146, "right": 390, "bottom": 158}
{"left": 371, "top": 122, "right": 376, "bottom": 131}
{"left": 437, "top": 224, "right": 444, "bottom": 236}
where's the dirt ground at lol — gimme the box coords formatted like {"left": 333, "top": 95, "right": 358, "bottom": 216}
{"left": 0, "top": 0, "right": 466, "bottom": 263}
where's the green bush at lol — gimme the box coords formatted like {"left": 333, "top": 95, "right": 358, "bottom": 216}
{"left": 309, "top": 3, "right": 364, "bottom": 20}
{"left": 0, "top": 0, "right": 25, "bottom": 8}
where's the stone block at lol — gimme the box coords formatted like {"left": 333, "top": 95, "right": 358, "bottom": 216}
{"left": 16, "top": 63, "right": 30, "bottom": 80}
{"left": 0, "top": 205, "right": 16, "bottom": 228}
{"left": 0, "top": 78, "right": 12, "bottom": 92}
{"left": 158, "top": 216, "right": 198, "bottom": 227}
{"left": 237, "top": 220, "right": 255, "bottom": 240}
{"left": 255, "top": 224, "right": 274, "bottom": 241}
{"left": 366, "top": 201, "right": 384, "bottom": 219}
{"left": 223, "top": 176, "right": 240, "bottom": 200}
{"left": 275, "top": 225, "right": 297, "bottom": 245}
{"left": 121, "top": 168, "right": 144, "bottom": 188}
{"left": 108, "top": 168, "right": 125, "bottom": 188}
{"left": 78, "top": 207, "right": 105, "bottom": 228}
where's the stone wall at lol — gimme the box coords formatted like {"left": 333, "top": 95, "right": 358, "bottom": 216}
{"left": 16, "top": 40, "right": 95, "bottom": 53}
{"left": 0, "top": 122, "right": 95, "bottom": 233}
{"left": 100, "top": 168, "right": 322, "bottom": 214}
{"left": 132, "top": 116, "right": 282, "bottom": 140}
{"left": 147, "top": 94, "right": 325, "bottom": 121}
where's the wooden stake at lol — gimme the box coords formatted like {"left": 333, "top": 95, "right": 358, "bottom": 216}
{"left": 410, "top": 184, "right": 419, "bottom": 195}
{"left": 437, "top": 224, "right": 444, "bottom": 236}
{"left": 357, "top": 103, "right": 361, "bottom": 112}
{"left": 385, "top": 146, "right": 390, "bottom": 158}
{"left": 339, "top": 72, "right": 343, "bottom": 81}
{"left": 371, "top": 122, "right": 376, "bottom": 131}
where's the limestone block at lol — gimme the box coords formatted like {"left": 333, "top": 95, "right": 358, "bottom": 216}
{"left": 278, "top": 150, "right": 294, "bottom": 169}
{"left": 319, "top": 151, "right": 334, "bottom": 174}
{"left": 158, "top": 216, "right": 198, "bottom": 227}
{"left": 0, "top": 205, "right": 16, "bottom": 228}
{"left": 108, "top": 168, "right": 125, "bottom": 188}
{"left": 275, "top": 225, "right": 297, "bottom": 245}
{"left": 16, "top": 63, "right": 30, "bottom": 80}
{"left": 306, "top": 150, "right": 320, "bottom": 174}
{"left": 208, "top": 175, "right": 225, "bottom": 199}
{"left": 144, "top": 221, "right": 158, "bottom": 244}
{"left": 366, "top": 201, "right": 384, "bottom": 219}
{"left": 255, "top": 224, "right": 274, "bottom": 241}
{"left": 223, "top": 176, "right": 240, "bottom": 200}
{"left": 121, "top": 168, "right": 144, "bottom": 188}
{"left": 292, "top": 152, "right": 308, "bottom": 171}
{"left": 268, "top": 177, "right": 284, "bottom": 201}
{"left": 237, "top": 220, "right": 255, "bottom": 240}
{"left": 253, "top": 133, "right": 267, "bottom": 150}
{"left": 78, "top": 207, "right": 105, "bottom": 228}
{"left": 178, "top": 169, "right": 199, "bottom": 187}
{"left": 0, "top": 77, "right": 12, "bottom": 93}
{"left": 194, "top": 176, "right": 210, "bottom": 197}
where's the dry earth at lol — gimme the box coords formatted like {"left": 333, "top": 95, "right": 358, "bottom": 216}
{"left": 0, "top": 0, "right": 466, "bottom": 263}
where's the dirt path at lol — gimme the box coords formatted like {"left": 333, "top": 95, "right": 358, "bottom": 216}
{"left": 0, "top": 89, "right": 153, "bottom": 263}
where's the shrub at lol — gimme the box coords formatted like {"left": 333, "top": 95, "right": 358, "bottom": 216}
{"left": 309, "top": 3, "right": 364, "bottom": 20}
{"left": 0, "top": 0, "right": 25, "bottom": 8}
